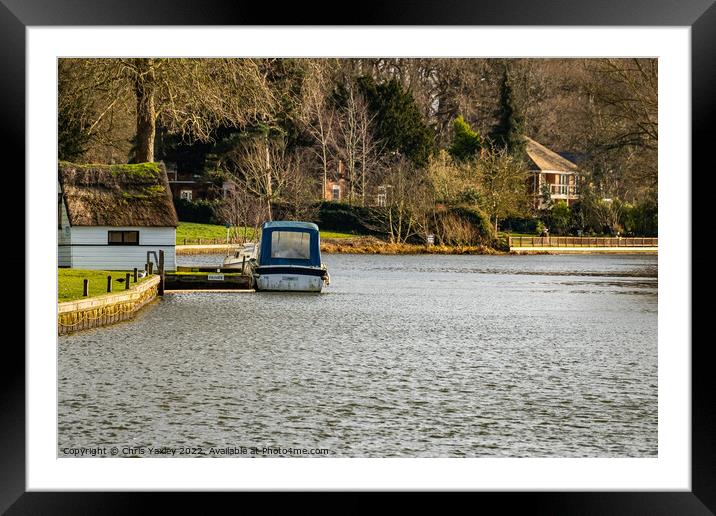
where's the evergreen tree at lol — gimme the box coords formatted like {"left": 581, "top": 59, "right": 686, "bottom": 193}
{"left": 489, "top": 68, "right": 526, "bottom": 159}
{"left": 449, "top": 115, "right": 482, "bottom": 161}
{"left": 356, "top": 76, "right": 435, "bottom": 166}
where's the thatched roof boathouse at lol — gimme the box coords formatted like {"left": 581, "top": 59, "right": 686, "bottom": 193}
{"left": 58, "top": 162, "right": 178, "bottom": 271}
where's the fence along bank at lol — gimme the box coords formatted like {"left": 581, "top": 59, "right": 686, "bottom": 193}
{"left": 509, "top": 235, "right": 658, "bottom": 253}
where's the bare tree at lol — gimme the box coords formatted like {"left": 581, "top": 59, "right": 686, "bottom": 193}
{"left": 586, "top": 59, "right": 657, "bottom": 150}
{"left": 300, "top": 60, "right": 339, "bottom": 201}
{"left": 275, "top": 148, "right": 320, "bottom": 222}
{"left": 59, "top": 58, "right": 276, "bottom": 163}
{"left": 223, "top": 136, "right": 279, "bottom": 221}
{"left": 426, "top": 150, "right": 473, "bottom": 204}
{"left": 356, "top": 97, "right": 382, "bottom": 206}
{"left": 58, "top": 59, "right": 135, "bottom": 162}
{"left": 59, "top": 56, "right": 658, "bottom": 225}
{"left": 217, "top": 185, "right": 268, "bottom": 243}
{"left": 220, "top": 136, "right": 316, "bottom": 222}
{"left": 334, "top": 83, "right": 361, "bottom": 205}
{"left": 334, "top": 83, "right": 383, "bottom": 206}
{"left": 475, "top": 148, "right": 531, "bottom": 233}
{"left": 371, "top": 158, "right": 431, "bottom": 244}
{"left": 580, "top": 58, "right": 658, "bottom": 197}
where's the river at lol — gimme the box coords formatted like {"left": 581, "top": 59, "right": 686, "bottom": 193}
{"left": 58, "top": 253, "right": 657, "bottom": 457}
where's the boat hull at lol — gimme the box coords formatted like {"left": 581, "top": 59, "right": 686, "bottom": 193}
{"left": 253, "top": 266, "right": 328, "bottom": 292}
{"left": 255, "top": 273, "right": 323, "bottom": 292}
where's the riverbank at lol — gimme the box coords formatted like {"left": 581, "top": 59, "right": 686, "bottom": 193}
{"left": 175, "top": 222, "right": 358, "bottom": 246}
{"left": 58, "top": 275, "right": 160, "bottom": 334}
{"left": 58, "top": 268, "right": 152, "bottom": 302}
{"left": 320, "top": 236, "right": 503, "bottom": 255}
{"left": 175, "top": 236, "right": 658, "bottom": 256}
{"left": 176, "top": 236, "right": 504, "bottom": 256}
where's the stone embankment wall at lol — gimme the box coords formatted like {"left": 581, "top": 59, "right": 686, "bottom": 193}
{"left": 58, "top": 276, "right": 160, "bottom": 335}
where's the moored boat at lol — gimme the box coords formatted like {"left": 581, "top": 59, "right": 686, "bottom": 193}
{"left": 247, "top": 221, "right": 329, "bottom": 292}
{"left": 222, "top": 242, "right": 259, "bottom": 272}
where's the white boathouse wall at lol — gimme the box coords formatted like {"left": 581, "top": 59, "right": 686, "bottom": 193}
{"left": 60, "top": 226, "right": 177, "bottom": 271}
{"left": 57, "top": 194, "right": 72, "bottom": 267}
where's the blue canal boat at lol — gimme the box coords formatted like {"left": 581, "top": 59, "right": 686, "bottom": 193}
{"left": 249, "top": 221, "right": 330, "bottom": 292}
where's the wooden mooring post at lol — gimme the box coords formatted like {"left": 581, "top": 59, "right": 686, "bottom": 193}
{"left": 133, "top": 268, "right": 138, "bottom": 282}
{"left": 83, "top": 279, "right": 89, "bottom": 297}
{"left": 106, "top": 275, "right": 112, "bottom": 293}
{"left": 125, "top": 273, "right": 131, "bottom": 290}
{"left": 158, "top": 250, "right": 165, "bottom": 296}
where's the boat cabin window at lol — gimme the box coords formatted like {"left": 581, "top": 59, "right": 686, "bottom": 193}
{"left": 271, "top": 231, "right": 311, "bottom": 260}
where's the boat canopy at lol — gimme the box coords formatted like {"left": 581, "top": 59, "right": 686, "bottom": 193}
{"left": 258, "top": 221, "right": 322, "bottom": 267}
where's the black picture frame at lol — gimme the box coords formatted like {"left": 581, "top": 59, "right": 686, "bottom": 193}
{"left": 4, "top": 0, "right": 709, "bottom": 512}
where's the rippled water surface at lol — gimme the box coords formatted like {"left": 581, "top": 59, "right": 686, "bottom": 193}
{"left": 59, "top": 253, "right": 657, "bottom": 457}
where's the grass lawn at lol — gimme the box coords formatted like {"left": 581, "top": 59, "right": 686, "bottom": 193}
{"left": 58, "top": 269, "right": 151, "bottom": 302}
{"left": 176, "top": 222, "right": 246, "bottom": 243}
{"left": 319, "top": 230, "right": 364, "bottom": 239}
{"left": 499, "top": 232, "right": 538, "bottom": 238}
{"left": 176, "top": 222, "right": 360, "bottom": 244}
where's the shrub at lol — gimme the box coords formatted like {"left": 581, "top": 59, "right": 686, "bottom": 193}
{"left": 612, "top": 198, "right": 658, "bottom": 236}
{"left": 500, "top": 217, "right": 538, "bottom": 234}
{"left": 569, "top": 201, "right": 586, "bottom": 234}
{"left": 549, "top": 201, "right": 572, "bottom": 235}
{"left": 451, "top": 205, "right": 494, "bottom": 239}
{"left": 433, "top": 205, "right": 495, "bottom": 246}
{"left": 316, "top": 201, "right": 377, "bottom": 235}
{"left": 455, "top": 186, "right": 483, "bottom": 205}
{"left": 173, "top": 198, "right": 220, "bottom": 224}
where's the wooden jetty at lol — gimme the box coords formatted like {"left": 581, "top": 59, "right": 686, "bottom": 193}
{"left": 154, "top": 250, "right": 255, "bottom": 293}
{"left": 164, "top": 266, "right": 253, "bottom": 291}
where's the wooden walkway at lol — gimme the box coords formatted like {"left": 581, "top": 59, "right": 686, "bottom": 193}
{"left": 508, "top": 236, "right": 657, "bottom": 254}
{"left": 509, "top": 236, "right": 657, "bottom": 248}
{"left": 511, "top": 246, "right": 657, "bottom": 254}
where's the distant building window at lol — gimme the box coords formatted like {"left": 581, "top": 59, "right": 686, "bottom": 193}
{"left": 222, "top": 181, "right": 236, "bottom": 199}
{"left": 558, "top": 174, "right": 568, "bottom": 195}
{"left": 180, "top": 190, "right": 193, "bottom": 201}
{"left": 332, "top": 185, "right": 340, "bottom": 201}
{"left": 108, "top": 231, "right": 140, "bottom": 246}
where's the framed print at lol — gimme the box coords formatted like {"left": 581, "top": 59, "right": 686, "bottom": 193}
{"left": 4, "top": 0, "right": 712, "bottom": 512}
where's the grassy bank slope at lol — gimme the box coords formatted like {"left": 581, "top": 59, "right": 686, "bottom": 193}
{"left": 58, "top": 269, "right": 151, "bottom": 302}
{"left": 176, "top": 222, "right": 360, "bottom": 244}
{"left": 321, "top": 236, "right": 503, "bottom": 255}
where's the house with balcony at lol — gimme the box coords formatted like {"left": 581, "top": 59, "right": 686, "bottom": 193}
{"left": 525, "top": 137, "right": 580, "bottom": 209}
